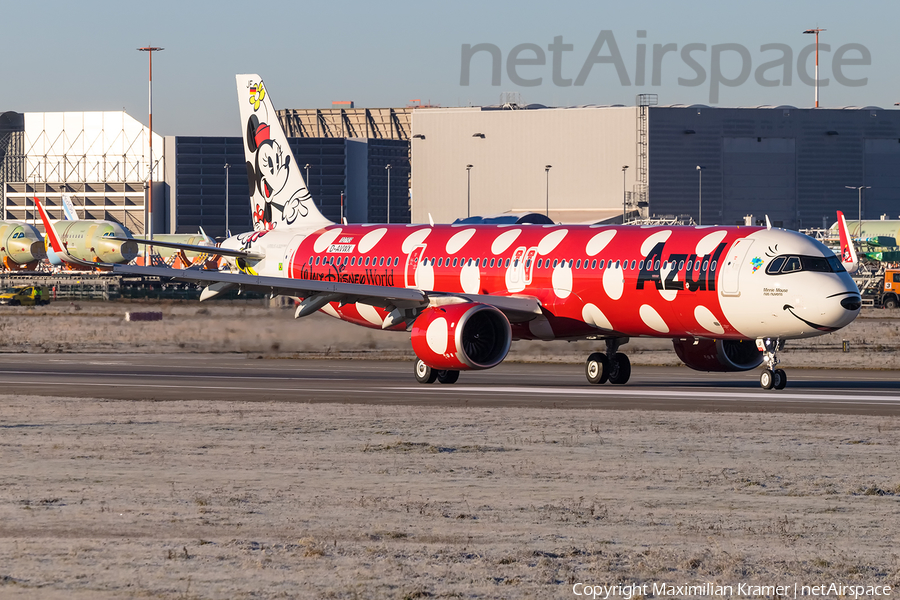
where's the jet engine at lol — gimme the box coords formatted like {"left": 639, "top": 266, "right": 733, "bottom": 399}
{"left": 411, "top": 302, "right": 512, "bottom": 371}
{"left": 672, "top": 338, "right": 763, "bottom": 372}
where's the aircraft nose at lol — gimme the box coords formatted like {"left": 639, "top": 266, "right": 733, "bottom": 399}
{"left": 840, "top": 295, "right": 861, "bottom": 311}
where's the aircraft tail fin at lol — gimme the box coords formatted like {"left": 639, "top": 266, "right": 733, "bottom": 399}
{"left": 837, "top": 210, "right": 859, "bottom": 274}
{"left": 236, "top": 74, "right": 332, "bottom": 231}
{"left": 61, "top": 194, "right": 81, "bottom": 221}
{"left": 34, "top": 196, "right": 65, "bottom": 254}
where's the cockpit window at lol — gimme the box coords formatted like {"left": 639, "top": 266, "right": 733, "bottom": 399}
{"left": 781, "top": 257, "right": 802, "bottom": 273}
{"left": 766, "top": 256, "right": 786, "bottom": 274}
{"left": 765, "top": 254, "right": 846, "bottom": 275}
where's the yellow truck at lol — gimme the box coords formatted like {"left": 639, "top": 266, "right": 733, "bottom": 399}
{"left": 0, "top": 285, "right": 49, "bottom": 306}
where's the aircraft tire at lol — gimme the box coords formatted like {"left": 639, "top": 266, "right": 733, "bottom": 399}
{"left": 437, "top": 370, "right": 460, "bottom": 384}
{"left": 760, "top": 369, "right": 774, "bottom": 390}
{"left": 415, "top": 359, "right": 438, "bottom": 384}
{"left": 585, "top": 352, "right": 609, "bottom": 384}
{"left": 608, "top": 353, "right": 631, "bottom": 385}
{"left": 773, "top": 369, "right": 787, "bottom": 390}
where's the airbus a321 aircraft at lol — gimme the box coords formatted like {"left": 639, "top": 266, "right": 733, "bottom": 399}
{"left": 115, "top": 74, "right": 862, "bottom": 390}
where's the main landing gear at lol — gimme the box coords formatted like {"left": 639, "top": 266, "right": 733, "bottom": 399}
{"left": 414, "top": 359, "right": 460, "bottom": 385}
{"left": 586, "top": 337, "right": 631, "bottom": 385}
{"left": 757, "top": 337, "right": 787, "bottom": 390}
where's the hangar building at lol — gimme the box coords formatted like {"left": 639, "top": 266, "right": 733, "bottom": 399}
{"left": 5, "top": 102, "right": 898, "bottom": 236}
{"left": 0, "top": 107, "right": 412, "bottom": 238}
{"left": 410, "top": 100, "right": 900, "bottom": 230}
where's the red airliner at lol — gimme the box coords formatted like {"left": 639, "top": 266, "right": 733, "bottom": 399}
{"left": 116, "top": 74, "right": 861, "bottom": 390}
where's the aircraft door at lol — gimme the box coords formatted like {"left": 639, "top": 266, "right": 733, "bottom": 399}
{"left": 523, "top": 247, "right": 538, "bottom": 285}
{"left": 285, "top": 235, "right": 307, "bottom": 276}
{"left": 508, "top": 247, "right": 527, "bottom": 283}
{"left": 84, "top": 224, "right": 99, "bottom": 257}
{"left": 405, "top": 245, "right": 426, "bottom": 288}
{"left": 720, "top": 239, "right": 754, "bottom": 297}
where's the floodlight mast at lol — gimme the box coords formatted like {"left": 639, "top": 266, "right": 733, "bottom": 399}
{"left": 138, "top": 45, "right": 163, "bottom": 263}
{"left": 802, "top": 28, "right": 825, "bottom": 108}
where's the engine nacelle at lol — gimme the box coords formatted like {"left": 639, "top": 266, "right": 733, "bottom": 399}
{"left": 673, "top": 338, "right": 763, "bottom": 372}
{"left": 411, "top": 302, "right": 512, "bottom": 371}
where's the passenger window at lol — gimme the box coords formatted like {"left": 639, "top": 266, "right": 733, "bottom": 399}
{"left": 894, "top": 273, "right": 900, "bottom": 283}
{"left": 701, "top": 260, "right": 708, "bottom": 271}
{"left": 576, "top": 260, "right": 581, "bottom": 269}
{"left": 452, "top": 258, "right": 458, "bottom": 267}
{"left": 678, "top": 260, "right": 684, "bottom": 270}
{"left": 782, "top": 257, "right": 801, "bottom": 273}
{"left": 599, "top": 259, "right": 605, "bottom": 269}
{"left": 490, "top": 258, "right": 495, "bottom": 268}
{"left": 630, "top": 260, "right": 636, "bottom": 270}
{"left": 553, "top": 259, "right": 558, "bottom": 268}
{"left": 591, "top": 259, "right": 597, "bottom": 269}
{"left": 505, "top": 258, "right": 510, "bottom": 268}
{"left": 315, "top": 257, "right": 321, "bottom": 266}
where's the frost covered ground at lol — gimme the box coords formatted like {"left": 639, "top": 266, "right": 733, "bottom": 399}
{"left": 1, "top": 302, "right": 899, "bottom": 598}
{"left": 2, "top": 398, "right": 900, "bottom": 599}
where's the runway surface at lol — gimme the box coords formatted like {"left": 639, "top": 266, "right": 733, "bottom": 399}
{"left": 1, "top": 353, "right": 899, "bottom": 415}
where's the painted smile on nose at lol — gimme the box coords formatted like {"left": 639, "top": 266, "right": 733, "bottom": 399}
{"left": 782, "top": 294, "right": 859, "bottom": 332}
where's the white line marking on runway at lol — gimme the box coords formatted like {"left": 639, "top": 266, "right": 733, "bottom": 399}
{"left": 384, "top": 386, "right": 900, "bottom": 405}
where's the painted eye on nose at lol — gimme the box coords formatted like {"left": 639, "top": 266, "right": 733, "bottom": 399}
{"left": 840, "top": 296, "right": 861, "bottom": 311}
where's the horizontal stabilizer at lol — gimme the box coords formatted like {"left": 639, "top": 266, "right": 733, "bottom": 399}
{"left": 110, "top": 237, "right": 264, "bottom": 259}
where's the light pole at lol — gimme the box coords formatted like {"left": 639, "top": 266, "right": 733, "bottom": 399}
{"left": 621, "top": 165, "right": 629, "bottom": 223}
{"left": 466, "top": 164, "right": 473, "bottom": 218}
{"left": 305, "top": 163, "right": 310, "bottom": 186}
{"left": 138, "top": 45, "right": 163, "bottom": 264}
{"left": 696, "top": 166, "right": 704, "bottom": 225}
{"left": 845, "top": 185, "right": 871, "bottom": 238}
{"left": 223, "top": 163, "right": 230, "bottom": 237}
{"left": 544, "top": 165, "right": 552, "bottom": 217}
{"left": 385, "top": 163, "right": 392, "bottom": 224}
{"left": 803, "top": 28, "right": 825, "bottom": 108}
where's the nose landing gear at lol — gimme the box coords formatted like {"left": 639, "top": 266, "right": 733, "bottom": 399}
{"left": 757, "top": 338, "right": 787, "bottom": 390}
{"left": 585, "top": 337, "right": 631, "bottom": 385}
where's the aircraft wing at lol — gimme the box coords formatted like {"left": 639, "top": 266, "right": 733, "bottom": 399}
{"left": 111, "top": 264, "right": 542, "bottom": 322}
{"left": 110, "top": 237, "right": 264, "bottom": 259}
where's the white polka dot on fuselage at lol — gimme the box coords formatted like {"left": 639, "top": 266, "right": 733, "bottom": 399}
{"left": 491, "top": 229, "right": 522, "bottom": 254}
{"left": 639, "top": 304, "right": 669, "bottom": 333}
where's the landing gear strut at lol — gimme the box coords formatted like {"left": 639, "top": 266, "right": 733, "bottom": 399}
{"left": 757, "top": 338, "right": 787, "bottom": 390}
{"left": 585, "top": 337, "right": 631, "bottom": 385}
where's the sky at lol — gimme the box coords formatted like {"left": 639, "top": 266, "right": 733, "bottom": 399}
{"left": 3, "top": 0, "right": 897, "bottom": 136}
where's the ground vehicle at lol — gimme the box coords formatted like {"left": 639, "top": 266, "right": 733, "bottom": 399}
{"left": 853, "top": 267, "right": 900, "bottom": 308}
{"left": 0, "top": 286, "right": 49, "bottom": 306}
